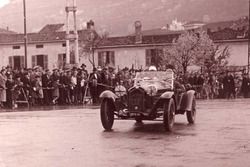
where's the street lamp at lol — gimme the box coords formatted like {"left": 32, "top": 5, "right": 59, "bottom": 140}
{"left": 23, "top": 0, "right": 28, "bottom": 68}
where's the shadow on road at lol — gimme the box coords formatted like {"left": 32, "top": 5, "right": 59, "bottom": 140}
{"left": 101, "top": 121, "right": 197, "bottom": 140}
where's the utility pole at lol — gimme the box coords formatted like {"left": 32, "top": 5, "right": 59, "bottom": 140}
{"left": 248, "top": 0, "right": 250, "bottom": 74}
{"left": 247, "top": 37, "right": 250, "bottom": 75}
{"left": 65, "top": 0, "right": 79, "bottom": 66}
{"left": 23, "top": 0, "right": 28, "bottom": 68}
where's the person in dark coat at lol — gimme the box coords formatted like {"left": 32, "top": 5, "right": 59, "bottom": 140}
{"left": 42, "top": 69, "right": 52, "bottom": 105}
{"left": 99, "top": 67, "right": 110, "bottom": 93}
{"left": 80, "top": 64, "right": 88, "bottom": 76}
{"left": 223, "top": 71, "right": 235, "bottom": 99}
{"left": 196, "top": 74, "right": 204, "bottom": 99}
{"left": 6, "top": 74, "right": 16, "bottom": 108}
{"left": 241, "top": 73, "right": 250, "bottom": 98}
{"left": 52, "top": 78, "right": 60, "bottom": 104}
{"left": 30, "top": 75, "right": 43, "bottom": 105}
{"left": 89, "top": 68, "right": 100, "bottom": 104}
{"left": 21, "top": 72, "right": 32, "bottom": 102}
{"left": 63, "top": 70, "right": 72, "bottom": 104}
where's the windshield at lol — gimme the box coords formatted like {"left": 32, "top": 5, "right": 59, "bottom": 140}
{"left": 134, "top": 70, "right": 174, "bottom": 90}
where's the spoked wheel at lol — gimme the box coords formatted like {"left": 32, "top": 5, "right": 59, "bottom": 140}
{"left": 100, "top": 99, "right": 114, "bottom": 131}
{"left": 163, "top": 98, "right": 175, "bottom": 132}
{"left": 186, "top": 97, "right": 196, "bottom": 124}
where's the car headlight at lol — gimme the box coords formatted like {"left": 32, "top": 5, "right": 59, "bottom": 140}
{"left": 145, "top": 85, "right": 158, "bottom": 96}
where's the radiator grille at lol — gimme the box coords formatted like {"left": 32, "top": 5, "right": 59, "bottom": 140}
{"left": 128, "top": 88, "right": 144, "bottom": 111}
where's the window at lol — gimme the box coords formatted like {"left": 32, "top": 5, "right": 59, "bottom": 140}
{"left": 12, "top": 45, "right": 20, "bottom": 49}
{"left": 58, "top": 54, "right": 66, "bottom": 69}
{"left": 145, "top": 49, "right": 163, "bottom": 67}
{"left": 32, "top": 55, "right": 48, "bottom": 69}
{"left": 62, "top": 43, "right": 66, "bottom": 47}
{"left": 70, "top": 50, "right": 75, "bottom": 64}
{"left": 98, "top": 51, "right": 115, "bottom": 67}
{"left": 9, "top": 56, "right": 25, "bottom": 69}
{"left": 36, "top": 44, "right": 44, "bottom": 48}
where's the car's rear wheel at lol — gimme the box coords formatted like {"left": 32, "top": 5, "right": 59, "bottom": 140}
{"left": 100, "top": 99, "right": 114, "bottom": 131}
{"left": 163, "top": 98, "right": 175, "bottom": 131}
{"left": 186, "top": 97, "right": 196, "bottom": 124}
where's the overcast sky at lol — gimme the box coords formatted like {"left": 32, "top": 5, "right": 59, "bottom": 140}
{"left": 0, "top": 0, "right": 249, "bottom": 36}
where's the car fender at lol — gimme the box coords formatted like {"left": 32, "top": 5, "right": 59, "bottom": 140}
{"left": 100, "top": 90, "right": 118, "bottom": 102}
{"left": 179, "top": 90, "right": 195, "bottom": 111}
{"left": 149, "top": 91, "right": 175, "bottom": 118}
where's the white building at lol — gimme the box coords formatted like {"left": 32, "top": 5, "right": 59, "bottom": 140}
{"left": 0, "top": 23, "right": 96, "bottom": 71}
{"left": 93, "top": 20, "right": 249, "bottom": 72}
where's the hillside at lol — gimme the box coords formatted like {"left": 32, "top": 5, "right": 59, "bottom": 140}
{"left": 0, "top": 0, "right": 249, "bottom": 36}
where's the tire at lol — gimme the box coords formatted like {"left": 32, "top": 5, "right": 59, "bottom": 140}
{"left": 135, "top": 117, "right": 142, "bottom": 123}
{"left": 100, "top": 99, "right": 114, "bottom": 131}
{"left": 186, "top": 97, "right": 196, "bottom": 124}
{"left": 163, "top": 98, "right": 175, "bottom": 132}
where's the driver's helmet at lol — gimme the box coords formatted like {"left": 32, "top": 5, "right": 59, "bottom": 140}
{"left": 149, "top": 66, "right": 157, "bottom": 71}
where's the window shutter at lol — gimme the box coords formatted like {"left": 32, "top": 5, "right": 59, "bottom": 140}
{"left": 70, "top": 51, "right": 75, "bottom": 64}
{"left": 110, "top": 51, "right": 115, "bottom": 66}
{"left": 145, "top": 49, "right": 151, "bottom": 67}
{"left": 105, "top": 52, "right": 110, "bottom": 66}
{"left": 103, "top": 52, "right": 107, "bottom": 67}
{"left": 20, "top": 56, "right": 25, "bottom": 69}
{"left": 58, "top": 54, "right": 64, "bottom": 69}
{"left": 9, "top": 56, "right": 13, "bottom": 68}
{"left": 32, "top": 55, "right": 36, "bottom": 67}
{"left": 44, "top": 55, "right": 48, "bottom": 69}
{"left": 98, "top": 52, "right": 102, "bottom": 67}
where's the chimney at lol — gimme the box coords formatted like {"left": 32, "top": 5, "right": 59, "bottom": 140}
{"left": 87, "top": 20, "right": 95, "bottom": 30}
{"left": 135, "top": 21, "right": 142, "bottom": 44}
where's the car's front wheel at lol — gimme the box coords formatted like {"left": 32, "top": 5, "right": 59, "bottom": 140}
{"left": 100, "top": 99, "right": 114, "bottom": 131}
{"left": 186, "top": 97, "right": 196, "bottom": 124}
{"left": 135, "top": 117, "right": 143, "bottom": 123}
{"left": 163, "top": 98, "right": 175, "bottom": 131}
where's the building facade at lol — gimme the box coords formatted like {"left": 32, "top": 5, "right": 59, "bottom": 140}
{"left": 0, "top": 24, "right": 96, "bottom": 71}
{"left": 94, "top": 20, "right": 249, "bottom": 72}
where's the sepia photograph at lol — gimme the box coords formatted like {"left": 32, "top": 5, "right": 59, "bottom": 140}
{"left": 0, "top": 0, "right": 249, "bottom": 166}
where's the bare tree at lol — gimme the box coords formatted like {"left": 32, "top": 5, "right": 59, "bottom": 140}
{"left": 79, "top": 30, "right": 109, "bottom": 68}
{"left": 195, "top": 31, "right": 230, "bottom": 74}
{"left": 163, "top": 30, "right": 230, "bottom": 76}
{"left": 163, "top": 30, "right": 200, "bottom": 76}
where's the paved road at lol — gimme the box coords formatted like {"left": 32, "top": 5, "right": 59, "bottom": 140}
{"left": 0, "top": 99, "right": 249, "bottom": 167}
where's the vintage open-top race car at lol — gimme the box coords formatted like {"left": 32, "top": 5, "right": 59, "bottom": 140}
{"left": 100, "top": 69, "right": 196, "bottom": 132}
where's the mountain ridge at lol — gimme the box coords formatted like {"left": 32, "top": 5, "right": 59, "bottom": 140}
{"left": 0, "top": 0, "right": 248, "bottom": 36}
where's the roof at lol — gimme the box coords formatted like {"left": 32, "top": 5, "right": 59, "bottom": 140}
{"left": 98, "top": 17, "right": 249, "bottom": 49}
{"left": 203, "top": 21, "right": 235, "bottom": 31}
{"left": 98, "top": 28, "right": 248, "bottom": 49}
{"left": 184, "top": 21, "right": 205, "bottom": 25}
{"left": 0, "top": 28, "right": 16, "bottom": 34}
{"left": 133, "top": 28, "right": 183, "bottom": 36}
{"left": 0, "top": 28, "right": 98, "bottom": 45}
{"left": 98, "top": 33, "right": 180, "bottom": 48}
{"left": 203, "top": 17, "right": 249, "bottom": 32}
{"left": 38, "top": 24, "right": 64, "bottom": 33}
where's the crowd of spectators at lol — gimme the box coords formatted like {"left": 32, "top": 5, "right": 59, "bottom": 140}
{"left": 186, "top": 71, "right": 250, "bottom": 99}
{"left": 0, "top": 64, "right": 139, "bottom": 109}
{"left": 0, "top": 64, "right": 249, "bottom": 109}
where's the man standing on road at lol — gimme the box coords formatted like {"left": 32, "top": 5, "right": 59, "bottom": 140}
{"left": 89, "top": 68, "right": 100, "bottom": 104}
{"left": 241, "top": 73, "right": 250, "bottom": 98}
{"left": 0, "top": 69, "right": 7, "bottom": 108}
{"left": 223, "top": 71, "right": 236, "bottom": 99}
{"left": 42, "top": 69, "right": 52, "bottom": 105}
